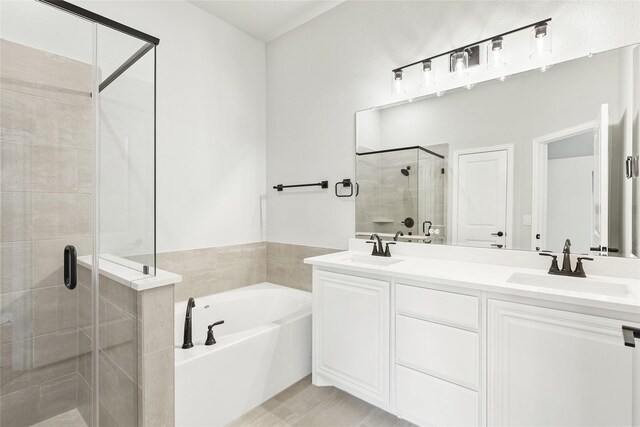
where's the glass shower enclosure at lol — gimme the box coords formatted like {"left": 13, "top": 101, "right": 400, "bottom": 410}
{"left": 355, "top": 146, "right": 446, "bottom": 243}
{"left": 1, "top": 1, "right": 157, "bottom": 426}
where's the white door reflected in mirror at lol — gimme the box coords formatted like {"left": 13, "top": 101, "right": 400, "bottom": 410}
{"left": 453, "top": 146, "right": 511, "bottom": 249}
{"left": 532, "top": 104, "right": 609, "bottom": 254}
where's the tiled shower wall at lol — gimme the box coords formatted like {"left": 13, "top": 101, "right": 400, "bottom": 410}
{"left": 356, "top": 150, "right": 420, "bottom": 235}
{"left": 77, "top": 266, "right": 175, "bottom": 427}
{"left": 356, "top": 149, "right": 447, "bottom": 242}
{"left": 0, "top": 39, "right": 93, "bottom": 426}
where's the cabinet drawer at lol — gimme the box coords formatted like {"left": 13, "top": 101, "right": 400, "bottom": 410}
{"left": 396, "top": 284, "right": 479, "bottom": 329}
{"left": 396, "top": 365, "right": 478, "bottom": 427}
{"left": 396, "top": 315, "right": 479, "bottom": 388}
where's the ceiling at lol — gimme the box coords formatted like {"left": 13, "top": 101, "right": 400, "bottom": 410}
{"left": 189, "top": 1, "right": 344, "bottom": 42}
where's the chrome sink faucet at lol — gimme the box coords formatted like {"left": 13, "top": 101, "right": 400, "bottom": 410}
{"left": 539, "top": 239, "right": 593, "bottom": 278}
{"left": 367, "top": 234, "right": 395, "bottom": 257}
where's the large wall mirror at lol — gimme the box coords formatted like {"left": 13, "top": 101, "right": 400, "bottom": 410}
{"left": 355, "top": 43, "right": 640, "bottom": 257}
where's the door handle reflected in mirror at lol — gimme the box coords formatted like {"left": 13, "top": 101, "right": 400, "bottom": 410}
{"left": 491, "top": 231, "right": 504, "bottom": 237}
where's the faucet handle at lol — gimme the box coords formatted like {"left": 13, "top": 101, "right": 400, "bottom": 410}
{"left": 366, "top": 240, "right": 379, "bottom": 255}
{"left": 539, "top": 252, "right": 560, "bottom": 273}
{"left": 574, "top": 257, "right": 593, "bottom": 278}
{"left": 384, "top": 242, "right": 396, "bottom": 257}
{"left": 205, "top": 320, "right": 225, "bottom": 346}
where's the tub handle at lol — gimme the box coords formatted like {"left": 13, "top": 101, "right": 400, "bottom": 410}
{"left": 205, "top": 320, "right": 225, "bottom": 346}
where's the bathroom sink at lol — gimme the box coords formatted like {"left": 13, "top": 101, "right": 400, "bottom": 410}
{"left": 340, "top": 254, "right": 404, "bottom": 267}
{"left": 507, "top": 272, "right": 632, "bottom": 298}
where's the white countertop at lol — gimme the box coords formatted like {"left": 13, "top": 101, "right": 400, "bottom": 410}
{"left": 78, "top": 254, "right": 182, "bottom": 291}
{"left": 305, "top": 250, "right": 640, "bottom": 315}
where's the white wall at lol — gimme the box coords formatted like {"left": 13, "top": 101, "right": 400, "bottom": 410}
{"left": 266, "top": 1, "right": 640, "bottom": 250}
{"left": 77, "top": 1, "right": 267, "bottom": 253}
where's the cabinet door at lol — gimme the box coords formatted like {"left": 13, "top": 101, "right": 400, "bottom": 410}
{"left": 313, "top": 270, "right": 390, "bottom": 408}
{"left": 488, "top": 299, "right": 640, "bottom": 427}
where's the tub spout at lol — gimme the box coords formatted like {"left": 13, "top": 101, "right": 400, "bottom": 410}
{"left": 182, "top": 297, "right": 196, "bottom": 349}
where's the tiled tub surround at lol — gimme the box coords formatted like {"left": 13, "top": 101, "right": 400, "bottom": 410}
{"left": 144, "top": 242, "right": 336, "bottom": 301}
{"left": 0, "top": 39, "right": 93, "bottom": 426}
{"left": 266, "top": 242, "right": 336, "bottom": 292}
{"left": 77, "top": 258, "right": 181, "bottom": 427}
{"left": 153, "top": 242, "right": 267, "bottom": 302}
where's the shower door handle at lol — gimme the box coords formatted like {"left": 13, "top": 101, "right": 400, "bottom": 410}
{"left": 64, "top": 245, "right": 77, "bottom": 290}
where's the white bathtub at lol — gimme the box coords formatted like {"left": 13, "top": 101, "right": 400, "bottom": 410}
{"left": 174, "top": 283, "right": 312, "bottom": 427}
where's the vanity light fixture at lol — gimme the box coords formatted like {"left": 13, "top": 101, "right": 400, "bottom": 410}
{"left": 420, "top": 60, "right": 435, "bottom": 86}
{"left": 392, "top": 69, "right": 405, "bottom": 94}
{"left": 487, "top": 37, "right": 507, "bottom": 68}
{"left": 390, "top": 18, "right": 551, "bottom": 93}
{"left": 530, "top": 22, "right": 552, "bottom": 58}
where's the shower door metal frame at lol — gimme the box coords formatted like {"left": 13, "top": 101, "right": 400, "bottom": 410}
{"left": 36, "top": 0, "right": 159, "bottom": 45}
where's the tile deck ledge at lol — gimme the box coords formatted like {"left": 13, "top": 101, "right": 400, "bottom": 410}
{"left": 78, "top": 254, "right": 182, "bottom": 291}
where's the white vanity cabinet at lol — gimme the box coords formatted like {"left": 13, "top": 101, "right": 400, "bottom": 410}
{"left": 310, "top": 259, "right": 640, "bottom": 427}
{"left": 488, "top": 299, "right": 640, "bottom": 427}
{"left": 395, "top": 283, "right": 481, "bottom": 427}
{"left": 312, "top": 270, "right": 390, "bottom": 409}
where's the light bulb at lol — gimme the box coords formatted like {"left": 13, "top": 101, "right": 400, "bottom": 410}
{"left": 487, "top": 37, "right": 506, "bottom": 68}
{"left": 450, "top": 50, "right": 468, "bottom": 78}
{"left": 392, "top": 70, "right": 405, "bottom": 94}
{"left": 530, "top": 22, "right": 552, "bottom": 58}
{"left": 420, "top": 60, "right": 435, "bottom": 87}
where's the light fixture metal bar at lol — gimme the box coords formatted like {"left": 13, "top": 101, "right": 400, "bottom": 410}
{"left": 392, "top": 18, "right": 551, "bottom": 72}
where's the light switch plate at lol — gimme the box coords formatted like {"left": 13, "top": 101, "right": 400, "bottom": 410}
{"left": 522, "top": 215, "right": 532, "bottom": 226}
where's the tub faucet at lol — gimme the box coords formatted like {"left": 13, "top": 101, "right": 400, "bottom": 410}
{"left": 205, "top": 320, "right": 225, "bottom": 346}
{"left": 182, "top": 297, "right": 196, "bottom": 349}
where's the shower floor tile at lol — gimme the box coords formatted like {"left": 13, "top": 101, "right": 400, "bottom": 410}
{"left": 229, "top": 375, "right": 416, "bottom": 427}
{"left": 31, "top": 409, "right": 87, "bottom": 427}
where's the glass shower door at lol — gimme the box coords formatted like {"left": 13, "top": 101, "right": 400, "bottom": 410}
{"left": 0, "top": 2, "right": 96, "bottom": 426}
{"left": 1, "top": 2, "right": 157, "bottom": 426}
